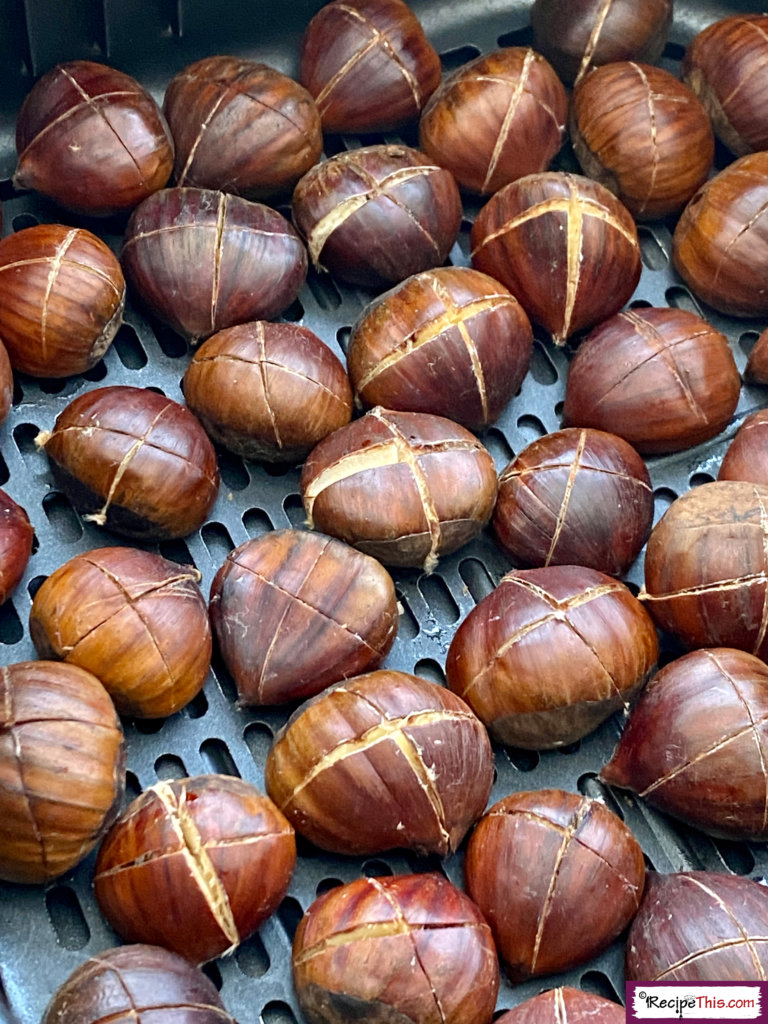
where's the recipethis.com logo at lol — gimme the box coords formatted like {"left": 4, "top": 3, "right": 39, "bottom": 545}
{"left": 627, "top": 982, "right": 765, "bottom": 1021}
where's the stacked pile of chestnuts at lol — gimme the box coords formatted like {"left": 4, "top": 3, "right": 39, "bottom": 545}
{"left": 3, "top": 0, "right": 768, "bottom": 1021}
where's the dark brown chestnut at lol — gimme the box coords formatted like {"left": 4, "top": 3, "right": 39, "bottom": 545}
{"left": 265, "top": 669, "right": 494, "bottom": 857}
{"left": 446, "top": 565, "right": 659, "bottom": 750}
{"left": 471, "top": 172, "right": 641, "bottom": 344}
{"left": 495, "top": 988, "right": 625, "bottom": 1024}
{"left": 0, "top": 660, "right": 124, "bottom": 884}
{"left": 122, "top": 186, "right": 307, "bottom": 343}
{"left": 745, "top": 325, "right": 768, "bottom": 383}
{"left": 563, "top": 307, "right": 741, "bottom": 455}
{"left": 492, "top": 427, "right": 653, "bottom": 574}
{"left": 29, "top": 546, "right": 211, "bottom": 719}
{"left": 209, "top": 529, "right": 398, "bottom": 705}
{"left": 300, "top": 406, "right": 498, "bottom": 572}
{"left": 292, "top": 144, "right": 462, "bottom": 290}
{"left": 163, "top": 56, "right": 322, "bottom": 199}
{"left": 719, "top": 410, "right": 768, "bottom": 485}
{"left": 293, "top": 872, "right": 499, "bottom": 1024}
{"left": 299, "top": 0, "right": 442, "bottom": 134}
{"left": 182, "top": 321, "right": 353, "bottom": 463}
{"left": 14, "top": 60, "right": 173, "bottom": 217}
{"left": 94, "top": 774, "right": 296, "bottom": 966}
{"left": 464, "top": 789, "right": 645, "bottom": 981}
{"left": 0, "top": 489, "right": 33, "bottom": 606}
{"left": 36, "top": 385, "right": 220, "bottom": 540}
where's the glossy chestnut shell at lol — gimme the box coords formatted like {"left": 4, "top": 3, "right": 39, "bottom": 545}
{"left": 745, "top": 326, "right": 768, "bottom": 383}
{"left": 719, "top": 410, "right": 768, "bottom": 485}
{"left": 0, "top": 489, "right": 33, "bottom": 606}
{"left": 0, "top": 340, "right": 11, "bottom": 425}
{"left": 495, "top": 988, "right": 625, "bottom": 1024}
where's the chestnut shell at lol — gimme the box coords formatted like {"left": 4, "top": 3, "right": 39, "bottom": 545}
{"left": 0, "top": 489, "right": 33, "bottom": 606}
{"left": 495, "top": 988, "right": 625, "bottom": 1024}
{"left": 719, "top": 410, "right": 768, "bottom": 486}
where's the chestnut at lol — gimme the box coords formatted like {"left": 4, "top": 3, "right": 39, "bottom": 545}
{"left": 626, "top": 871, "right": 768, "bottom": 981}
{"left": 292, "top": 144, "right": 462, "bottom": 290}
{"left": 0, "top": 339, "right": 11, "bottom": 425}
{"left": 0, "top": 489, "right": 33, "bottom": 606}
{"left": 293, "top": 872, "right": 499, "bottom": 1024}
{"left": 562, "top": 307, "right": 741, "bottom": 455}
{"left": 0, "top": 660, "right": 124, "bottom": 884}
{"left": 299, "top": 0, "right": 442, "bottom": 134}
{"left": 718, "top": 410, "right": 768, "bottom": 485}
{"left": 445, "top": 565, "right": 659, "bottom": 750}
{"left": 93, "top": 774, "right": 296, "bottom": 966}
{"left": 182, "top": 321, "right": 353, "bottom": 463}
{"left": 464, "top": 788, "right": 645, "bottom": 981}
{"left": 36, "top": 385, "right": 220, "bottom": 541}
{"left": 745, "top": 325, "right": 768, "bottom": 383}
{"left": 471, "top": 171, "right": 641, "bottom": 344}
{"left": 29, "top": 546, "right": 211, "bottom": 719}
{"left": 41, "top": 944, "right": 237, "bottom": 1024}
{"left": 122, "top": 186, "right": 307, "bottom": 343}
{"left": 163, "top": 56, "right": 322, "bottom": 200}
{"left": 300, "top": 406, "right": 498, "bottom": 572}
{"left": 0, "top": 223, "right": 125, "bottom": 378}
{"left": 495, "top": 988, "right": 625, "bottom": 1024}
{"left": 418, "top": 47, "right": 567, "bottom": 196}
{"left": 14, "top": 60, "right": 173, "bottom": 217}
{"left": 209, "top": 529, "right": 398, "bottom": 706}
{"left": 347, "top": 267, "right": 532, "bottom": 431}
{"left": 264, "top": 669, "right": 494, "bottom": 857}
{"left": 492, "top": 427, "right": 654, "bottom": 574}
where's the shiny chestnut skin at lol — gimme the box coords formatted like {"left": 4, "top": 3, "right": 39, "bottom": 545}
{"left": 36, "top": 385, "right": 220, "bottom": 541}
{"left": 300, "top": 407, "right": 498, "bottom": 573}
{"left": 0, "top": 224, "right": 125, "bottom": 378}
{"left": 14, "top": 60, "right": 173, "bottom": 217}
{"left": 292, "top": 144, "right": 462, "bottom": 290}
{"left": 122, "top": 186, "right": 307, "bottom": 342}
{"left": 446, "top": 565, "right": 659, "bottom": 750}
{"left": 209, "top": 529, "right": 398, "bottom": 706}
{"left": 0, "top": 660, "right": 124, "bottom": 884}
{"left": 293, "top": 872, "right": 499, "bottom": 1024}
{"left": 0, "top": 339, "right": 11, "bottom": 424}
{"left": 471, "top": 171, "right": 641, "bottom": 344}
{"left": 563, "top": 307, "right": 741, "bottom": 455}
{"left": 183, "top": 321, "right": 353, "bottom": 463}
{"left": 0, "top": 490, "right": 33, "bottom": 606}
{"left": 94, "top": 774, "right": 296, "bottom": 966}
{"left": 419, "top": 47, "right": 567, "bottom": 196}
{"left": 495, "top": 988, "right": 625, "bottom": 1024}
{"left": 29, "top": 546, "right": 211, "bottom": 719}
{"left": 347, "top": 267, "right": 533, "bottom": 431}
{"left": 163, "top": 56, "right": 322, "bottom": 200}
{"left": 299, "top": 0, "right": 442, "bottom": 134}
{"left": 465, "top": 789, "right": 645, "bottom": 981}
{"left": 41, "top": 944, "right": 237, "bottom": 1024}
{"left": 493, "top": 428, "right": 653, "bottom": 575}
{"left": 719, "top": 411, "right": 768, "bottom": 485}
{"left": 746, "top": 326, "right": 768, "bottom": 383}
{"left": 265, "top": 669, "right": 494, "bottom": 857}
{"left": 570, "top": 62, "right": 714, "bottom": 220}
{"left": 627, "top": 871, "right": 768, "bottom": 981}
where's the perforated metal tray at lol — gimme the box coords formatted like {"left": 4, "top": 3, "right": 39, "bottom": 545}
{"left": 0, "top": 2, "right": 766, "bottom": 1022}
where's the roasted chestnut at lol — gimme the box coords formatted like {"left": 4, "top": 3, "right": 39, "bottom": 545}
{"left": 446, "top": 565, "right": 659, "bottom": 750}
{"left": 719, "top": 410, "right": 768, "bottom": 485}
{"left": 265, "top": 669, "right": 494, "bottom": 856}
{"left": 94, "top": 774, "right": 296, "bottom": 966}
{"left": 14, "top": 60, "right": 173, "bottom": 217}
{"left": 745, "top": 325, "right": 768, "bottom": 383}
{"left": 0, "top": 339, "right": 11, "bottom": 425}
{"left": 300, "top": 406, "right": 498, "bottom": 572}
{"left": 209, "top": 529, "right": 398, "bottom": 705}
{"left": 36, "top": 385, "right": 220, "bottom": 540}
{"left": 29, "top": 546, "right": 211, "bottom": 719}
{"left": 293, "top": 872, "right": 499, "bottom": 1024}
{"left": 495, "top": 988, "right": 625, "bottom": 1024}
{"left": 0, "top": 489, "right": 33, "bottom": 606}
{"left": 0, "top": 660, "right": 124, "bottom": 884}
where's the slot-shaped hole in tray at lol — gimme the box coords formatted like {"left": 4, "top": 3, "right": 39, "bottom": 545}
{"left": 201, "top": 520, "right": 234, "bottom": 565}
{"left": 244, "top": 721, "right": 274, "bottom": 769}
{"left": 244, "top": 506, "right": 274, "bottom": 537}
{"left": 218, "top": 450, "right": 250, "bottom": 492}
{"left": 200, "top": 737, "right": 240, "bottom": 777}
{"left": 395, "top": 590, "right": 419, "bottom": 640}
{"left": 0, "top": 601, "right": 23, "bottom": 645}
{"left": 417, "top": 574, "right": 459, "bottom": 625}
{"left": 459, "top": 557, "right": 496, "bottom": 604}
{"left": 113, "top": 323, "right": 148, "bottom": 370}
{"left": 45, "top": 885, "right": 90, "bottom": 950}
{"left": 236, "top": 931, "right": 271, "bottom": 978}
{"left": 580, "top": 969, "right": 623, "bottom": 1004}
{"left": 529, "top": 339, "right": 559, "bottom": 385}
{"left": 41, "top": 492, "right": 83, "bottom": 542}
{"left": 414, "top": 658, "right": 445, "bottom": 685}
{"left": 261, "top": 1002, "right": 299, "bottom": 1024}
{"left": 154, "top": 753, "right": 187, "bottom": 780}
{"left": 277, "top": 895, "right": 304, "bottom": 943}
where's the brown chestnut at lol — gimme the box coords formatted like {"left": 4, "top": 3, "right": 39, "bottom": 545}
{"left": 471, "top": 172, "right": 641, "bottom": 344}
{"left": 719, "top": 410, "right": 768, "bottom": 485}
{"left": 492, "top": 427, "right": 653, "bottom": 574}
{"left": 0, "top": 489, "right": 33, "bottom": 606}
{"left": 209, "top": 529, "right": 398, "bottom": 706}
{"left": 446, "top": 565, "right": 659, "bottom": 750}
{"left": 0, "top": 339, "right": 12, "bottom": 424}
{"left": 293, "top": 872, "right": 499, "bottom": 1024}
{"left": 265, "top": 669, "right": 494, "bottom": 857}
{"left": 292, "top": 144, "right": 462, "bottom": 290}
{"left": 745, "top": 325, "right": 768, "bottom": 383}
{"left": 94, "top": 774, "right": 296, "bottom": 966}
{"left": 29, "top": 546, "right": 211, "bottom": 719}
{"left": 182, "top": 321, "right": 353, "bottom": 463}
{"left": 122, "top": 186, "right": 307, "bottom": 343}
{"left": 464, "top": 788, "right": 645, "bottom": 981}
{"left": 563, "top": 307, "right": 741, "bottom": 455}
{"left": 299, "top": 0, "right": 442, "bottom": 134}
{"left": 495, "top": 988, "right": 625, "bottom": 1024}
{"left": 300, "top": 406, "right": 498, "bottom": 572}
{"left": 419, "top": 48, "right": 567, "bottom": 196}
{"left": 0, "top": 660, "right": 124, "bottom": 884}
{"left": 14, "top": 60, "right": 173, "bottom": 217}
{"left": 36, "top": 385, "right": 220, "bottom": 540}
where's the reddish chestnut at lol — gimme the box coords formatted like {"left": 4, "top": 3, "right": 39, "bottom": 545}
{"left": 0, "top": 339, "right": 11, "bottom": 424}
{"left": 719, "top": 410, "right": 768, "bottom": 485}
{"left": 745, "top": 326, "right": 768, "bottom": 383}
{"left": 495, "top": 988, "right": 625, "bottom": 1024}
{"left": 0, "top": 490, "right": 33, "bottom": 606}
